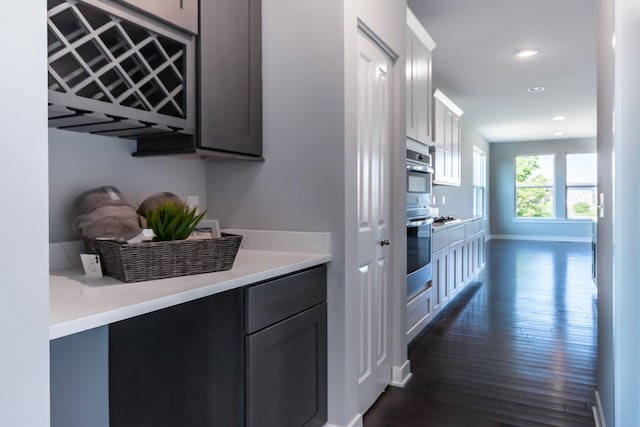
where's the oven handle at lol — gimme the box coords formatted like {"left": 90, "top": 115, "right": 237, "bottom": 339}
{"left": 406, "top": 163, "right": 434, "bottom": 174}
{"left": 406, "top": 218, "right": 434, "bottom": 228}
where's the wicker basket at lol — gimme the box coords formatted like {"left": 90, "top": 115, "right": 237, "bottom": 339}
{"left": 84, "top": 233, "right": 242, "bottom": 283}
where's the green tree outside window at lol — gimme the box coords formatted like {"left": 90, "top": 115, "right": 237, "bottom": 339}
{"left": 515, "top": 155, "right": 554, "bottom": 218}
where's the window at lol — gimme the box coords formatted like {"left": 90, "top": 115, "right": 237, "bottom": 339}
{"left": 515, "top": 154, "right": 554, "bottom": 218}
{"left": 473, "top": 146, "right": 487, "bottom": 216}
{"left": 566, "top": 153, "right": 597, "bottom": 219}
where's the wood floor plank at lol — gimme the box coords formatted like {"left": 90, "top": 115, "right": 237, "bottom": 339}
{"left": 364, "top": 240, "right": 597, "bottom": 427}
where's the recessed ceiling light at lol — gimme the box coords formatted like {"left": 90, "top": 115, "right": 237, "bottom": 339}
{"left": 552, "top": 116, "right": 566, "bottom": 121}
{"left": 527, "top": 86, "right": 545, "bottom": 93}
{"left": 554, "top": 132, "right": 564, "bottom": 136}
{"left": 515, "top": 48, "right": 539, "bottom": 58}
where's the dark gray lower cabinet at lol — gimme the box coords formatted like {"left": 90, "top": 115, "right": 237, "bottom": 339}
{"left": 246, "top": 304, "right": 327, "bottom": 427}
{"left": 109, "top": 265, "right": 327, "bottom": 427}
{"left": 109, "top": 288, "right": 245, "bottom": 427}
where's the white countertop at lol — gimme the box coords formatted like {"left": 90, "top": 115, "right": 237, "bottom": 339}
{"left": 49, "top": 230, "right": 331, "bottom": 340}
{"left": 432, "top": 215, "right": 485, "bottom": 232}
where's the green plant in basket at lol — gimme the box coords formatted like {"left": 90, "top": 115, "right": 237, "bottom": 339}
{"left": 145, "top": 201, "right": 207, "bottom": 241}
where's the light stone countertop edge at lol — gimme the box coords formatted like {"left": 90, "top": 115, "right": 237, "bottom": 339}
{"left": 50, "top": 249, "right": 331, "bottom": 340}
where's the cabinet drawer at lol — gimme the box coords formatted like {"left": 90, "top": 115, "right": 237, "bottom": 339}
{"left": 407, "top": 287, "right": 432, "bottom": 334}
{"left": 432, "top": 230, "right": 449, "bottom": 252}
{"left": 245, "top": 266, "right": 326, "bottom": 333}
{"left": 465, "top": 220, "right": 481, "bottom": 237}
{"left": 447, "top": 225, "right": 465, "bottom": 243}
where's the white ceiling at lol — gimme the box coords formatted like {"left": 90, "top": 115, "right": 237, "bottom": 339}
{"left": 408, "top": 0, "right": 598, "bottom": 143}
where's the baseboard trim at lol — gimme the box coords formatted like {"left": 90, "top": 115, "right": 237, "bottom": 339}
{"left": 593, "top": 391, "right": 606, "bottom": 427}
{"left": 390, "top": 359, "right": 412, "bottom": 388}
{"left": 325, "top": 413, "right": 363, "bottom": 427}
{"left": 490, "top": 234, "right": 591, "bottom": 243}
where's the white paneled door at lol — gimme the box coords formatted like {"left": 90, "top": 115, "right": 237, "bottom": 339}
{"left": 356, "top": 30, "right": 393, "bottom": 413}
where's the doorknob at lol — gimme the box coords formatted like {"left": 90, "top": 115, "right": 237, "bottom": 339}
{"left": 379, "top": 239, "right": 390, "bottom": 246}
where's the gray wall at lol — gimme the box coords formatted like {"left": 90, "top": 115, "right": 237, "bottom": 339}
{"left": 596, "top": 0, "right": 614, "bottom": 423}
{"left": 489, "top": 137, "right": 596, "bottom": 240}
{"left": 0, "top": 2, "right": 51, "bottom": 426}
{"left": 432, "top": 125, "right": 490, "bottom": 218}
{"left": 49, "top": 129, "right": 207, "bottom": 242}
{"left": 206, "top": 0, "right": 350, "bottom": 422}
{"left": 50, "top": 328, "right": 109, "bottom": 427}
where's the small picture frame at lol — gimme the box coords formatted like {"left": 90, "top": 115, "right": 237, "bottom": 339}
{"left": 193, "top": 219, "right": 221, "bottom": 239}
{"left": 188, "top": 228, "right": 214, "bottom": 240}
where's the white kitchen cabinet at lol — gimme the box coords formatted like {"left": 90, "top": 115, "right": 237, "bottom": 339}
{"left": 449, "top": 239, "right": 465, "bottom": 297}
{"left": 432, "top": 247, "right": 449, "bottom": 313}
{"left": 432, "top": 90, "right": 463, "bottom": 186}
{"left": 115, "top": 0, "right": 198, "bottom": 34}
{"left": 406, "top": 219, "right": 486, "bottom": 343}
{"left": 406, "top": 286, "right": 433, "bottom": 343}
{"left": 406, "top": 8, "right": 436, "bottom": 146}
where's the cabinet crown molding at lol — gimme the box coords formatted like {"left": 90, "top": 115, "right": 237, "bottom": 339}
{"left": 407, "top": 7, "right": 437, "bottom": 51}
{"left": 434, "top": 89, "right": 464, "bottom": 117}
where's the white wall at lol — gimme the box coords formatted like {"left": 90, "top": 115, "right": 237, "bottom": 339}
{"left": 596, "top": 0, "right": 614, "bottom": 424}
{"left": 612, "top": 0, "right": 640, "bottom": 424}
{"left": 49, "top": 129, "right": 207, "bottom": 242}
{"left": 0, "top": 2, "right": 50, "bottom": 426}
{"left": 489, "top": 137, "right": 596, "bottom": 240}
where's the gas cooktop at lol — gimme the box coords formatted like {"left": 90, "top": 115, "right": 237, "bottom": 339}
{"left": 433, "top": 216, "right": 461, "bottom": 224}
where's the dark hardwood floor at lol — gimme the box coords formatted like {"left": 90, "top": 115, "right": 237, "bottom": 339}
{"left": 364, "top": 239, "right": 597, "bottom": 427}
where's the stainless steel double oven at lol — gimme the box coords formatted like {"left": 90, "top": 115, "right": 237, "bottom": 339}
{"left": 406, "top": 148, "right": 434, "bottom": 301}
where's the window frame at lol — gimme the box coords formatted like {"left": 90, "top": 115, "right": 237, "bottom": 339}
{"left": 513, "top": 153, "right": 556, "bottom": 220}
{"left": 473, "top": 146, "right": 487, "bottom": 217}
{"left": 565, "top": 152, "right": 597, "bottom": 220}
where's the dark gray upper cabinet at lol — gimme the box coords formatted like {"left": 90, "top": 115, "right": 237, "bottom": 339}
{"left": 47, "top": 0, "right": 196, "bottom": 139}
{"left": 133, "top": 0, "right": 263, "bottom": 159}
{"left": 115, "top": 0, "right": 198, "bottom": 34}
{"left": 197, "top": 0, "right": 262, "bottom": 158}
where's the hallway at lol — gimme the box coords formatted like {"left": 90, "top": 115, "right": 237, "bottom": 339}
{"left": 364, "top": 239, "right": 598, "bottom": 426}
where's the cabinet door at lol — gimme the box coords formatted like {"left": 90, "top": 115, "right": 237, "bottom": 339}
{"left": 406, "top": 30, "right": 432, "bottom": 145}
{"left": 406, "top": 32, "right": 417, "bottom": 141}
{"left": 433, "top": 98, "right": 446, "bottom": 149}
{"left": 109, "top": 288, "right": 245, "bottom": 427}
{"left": 246, "top": 303, "right": 327, "bottom": 427}
{"left": 432, "top": 248, "right": 448, "bottom": 313}
{"left": 448, "top": 241, "right": 464, "bottom": 296}
{"left": 478, "top": 231, "right": 486, "bottom": 269}
{"left": 199, "top": 0, "right": 262, "bottom": 157}
{"left": 451, "top": 115, "right": 462, "bottom": 185}
{"left": 413, "top": 39, "right": 432, "bottom": 143}
{"left": 116, "top": 0, "right": 198, "bottom": 34}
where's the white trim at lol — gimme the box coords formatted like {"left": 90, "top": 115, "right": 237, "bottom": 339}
{"left": 324, "top": 413, "right": 363, "bottom": 427}
{"left": 390, "top": 360, "right": 412, "bottom": 388}
{"left": 406, "top": 7, "right": 437, "bottom": 51}
{"left": 593, "top": 391, "right": 607, "bottom": 427}
{"left": 490, "top": 234, "right": 591, "bottom": 243}
{"left": 433, "top": 89, "right": 464, "bottom": 117}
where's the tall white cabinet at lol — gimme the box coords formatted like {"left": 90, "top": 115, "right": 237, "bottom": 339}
{"left": 406, "top": 8, "right": 436, "bottom": 146}
{"left": 432, "top": 89, "right": 464, "bottom": 186}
